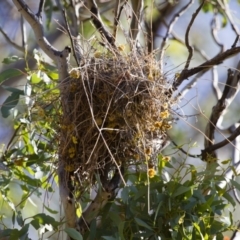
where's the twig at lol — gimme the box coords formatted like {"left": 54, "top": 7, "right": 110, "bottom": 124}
{"left": 130, "top": 0, "right": 143, "bottom": 41}
{"left": 173, "top": 46, "right": 240, "bottom": 89}
{"left": 116, "top": 0, "right": 128, "bottom": 27}
{"left": 0, "top": 27, "right": 24, "bottom": 52}
{"left": 159, "top": 0, "right": 193, "bottom": 72}
{"left": 171, "top": 140, "right": 199, "bottom": 158}
{"left": 88, "top": 0, "right": 116, "bottom": 49}
{"left": 62, "top": 9, "right": 80, "bottom": 67}
{"left": 202, "top": 125, "right": 240, "bottom": 159}
{"left": 20, "top": 16, "right": 27, "bottom": 52}
{"left": 232, "top": 35, "right": 240, "bottom": 48}
{"left": 211, "top": 12, "right": 224, "bottom": 52}
{"left": 13, "top": 0, "right": 63, "bottom": 60}
{"left": 180, "top": 0, "right": 206, "bottom": 76}
{"left": 113, "top": 0, "right": 121, "bottom": 39}
{"left": 216, "top": 0, "right": 240, "bottom": 36}
{"left": 209, "top": 12, "right": 223, "bottom": 100}
{"left": 36, "top": 0, "right": 45, "bottom": 18}
{"left": 204, "top": 69, "right": 234, "bottom": 152}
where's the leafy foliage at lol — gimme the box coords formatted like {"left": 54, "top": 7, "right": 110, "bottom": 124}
{"left": 79, "top": 155, "right": 238, "bottom": 239}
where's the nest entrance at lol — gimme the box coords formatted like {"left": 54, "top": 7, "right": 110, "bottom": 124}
{"left": 59, "top": 50, "right": 174, "bottom": 185}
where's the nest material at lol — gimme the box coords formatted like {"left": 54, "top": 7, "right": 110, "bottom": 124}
{"left": 59, "top": 50, "right": 174, "bottom": 184}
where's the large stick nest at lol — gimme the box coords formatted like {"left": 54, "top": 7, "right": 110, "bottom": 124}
{"left": 59, "top": 48, "right": 174, "bottom": 185}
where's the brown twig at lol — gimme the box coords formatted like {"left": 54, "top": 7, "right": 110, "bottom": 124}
{"left": 173, "top": 46, "right": 240, "bottom": 89}
{"left": 0, "top": 27, "right": 24, "bottom": 52}
{"left": 202, "top": 125, "right": 240, "bottom": 159}
{"left": 36, "top": 0, "right": 45, "bottom": 18}
{"left": 180, "top": 0, "right": 206, "bottom": 76}
{"left": 89, "top": 0, "right": 116, "bottom": 49}
{"left": 113, "top": 0, "right": 121, "bottom": 39}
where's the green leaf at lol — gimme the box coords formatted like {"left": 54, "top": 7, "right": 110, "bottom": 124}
{"left": 1, "top": 92, "right": 20, "bottom": 118}
{"left": 43, "top": 205, "right": 58, "bottom": 214}
{"left": 33, "top": 213, "right": 60, "bottom": 229}
{"left": 64, "top": 228, "right": 83, "bottom": 240}
{"left": 172, "top": 186, "right": 190, "bottom": 197}
{"left": 134, "top": 217, "right": 152, "bottom": 230}
{"left": 2, "top": 85, "right": 24, "bottom": 95}
{"left": 222, "top": 192, "right": 236, "bottom": 207}
{"left": 2, "top": 56, "right": 22, "bottom": 64}
{"left": 231, "top": 179, "right": 240, "bottom": 191}
{"left": 17, "top": 211, "right": 24, "bottom": 227}
{"left": 0, "top": 69, "right": 23, "bottom": 85}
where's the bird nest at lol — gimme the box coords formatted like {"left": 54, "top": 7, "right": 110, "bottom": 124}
{"left": 59, "top": 49, "right": 174, "bottom": 185}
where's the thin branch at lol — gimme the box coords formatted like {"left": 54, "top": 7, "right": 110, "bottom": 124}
{"left": 0, "top": 27, "right": 24, "bottom": 52}
{"left": 216, "top": 0, "right": 240, "bottom": 36}
{"left": 180, "top": 0, "right": 206, "bottom": 75}
{"left": 12, "top": 0, "right": 61, "bottom": 60}
{"left": 88, "top": 0, "right": 116, "bottom": 49}
{"left": 211, "top": 12, "right": 224, "bottom": 53}
{"left": 173, "top": 46, "right": 240, "bottom": 89}
{"left": 159, "top": 0, "right": 193, "bottom": 72}
{"left": 204, "top": 69, "right": 234, "bottom": 152}
{"left": 210, "top": 12, "right": 224, "bottom": 100}
{"left": 130, "top": 0, "right": 143, "bottom": 41}
{"left": 232, "top": 35, "right": 239, "bottom": 48}
{"left": 171, "top": 140, "right": 199, "bottom": 158}
{"left": 62, "top": 9, "right": 80, "bottom": 67}
{"left": 116, "top": 0, "right": 128, "bottom": 28}
{"left": 202, "top": 125, "right": 240, "bottom": 159}
{"left": 113, "top": 0, "right": 121, "bottom": 39}
{"left": 20, "top": 16, "right": 27, "bottom": 51}
{"left": 36, "top": 0, "right": 45, "bottom": 18}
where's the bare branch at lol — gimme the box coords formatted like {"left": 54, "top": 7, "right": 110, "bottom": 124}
{"left": 173, "top": 46, "right": 240, "bottom": 89}
{"left": 202, "top": 124, "right": 240, "bottom": 159}
{"left": 62, "top": 9, "right": 80, "bottom": 67}
{"left": 232, "top": 35, "right": 240, "bottom": 48}
{"left": 130, "top": 0, "right": 143, "bottom": 41}
{"left": 181, "top": 0, "right": 206, "bottom": 74}
{"left": 113, "top": 0, "right": 121, "bottom": 39}
{"left": 36, "top": 0, "right": 45, "bottom": 18}
{"left": 216, "top": 0, "right": 240, "bottom": 36}
{"left": 0, "top": 27, "right": 24, "bottom": 52}
{"left": 12, "top": 0, "right": 60, "bottom": 60}
{"left": 204, "top": 69, "right": 234, "bottom": 152}
{"left": 88, "top": 0, "right": 116, "bottom": 49}
{"left": 211, "top": 12, "right": 224, "bottom": 53}
{"left": 159, "top": 0, "right": 193, "bottom": 72}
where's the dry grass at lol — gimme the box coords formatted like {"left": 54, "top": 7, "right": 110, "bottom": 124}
{"left": 58, "top": 46, "right": 175, "bottom": 186}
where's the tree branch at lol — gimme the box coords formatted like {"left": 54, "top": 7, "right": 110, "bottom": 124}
{"left": 0, "top": 27, "right": 24, "bottom": 52}
{"left": 159, "top": 0, "right": 193, "bottom": 72}
{"left": 88, "top": 0, "right": 116, "bottom": 49}
{"left": 173, "top": 46, "right": 240, "bottom": 89}
{"left": 12, "top": 0, "right": 74, "bottom": 231}
{"left": 182, "top": 0, "right": 206, "bottom": 71}
{"left": 12, "top": 0, "right": 61, "bottom": 61}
